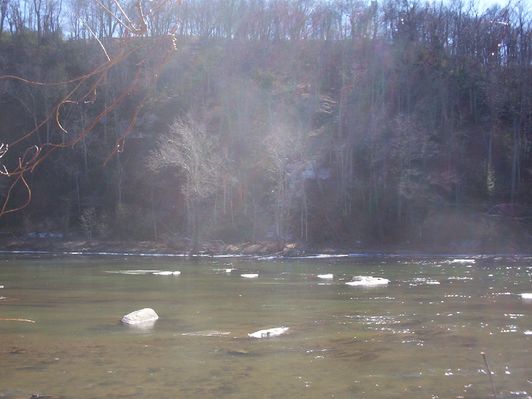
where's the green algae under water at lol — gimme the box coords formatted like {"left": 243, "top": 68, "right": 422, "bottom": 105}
{"left": 0, "top": 254, "right": 531, "bottom": 398}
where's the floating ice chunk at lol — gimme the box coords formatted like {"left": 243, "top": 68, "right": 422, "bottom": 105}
{"left": 182, "top": 330, "right": 232, "bottom": 337}
{"left": 152, "top": 271, "right": 181, "bottom": 276}
{"left": 121, "top": 308, "right": 159, "bottom": 325}
{"left": 106, "top": 269, "right": 162, "bottom": 275}
{"left": 0, "top": 285, "right": 4, "bottom": 289}
{"left": 520, "top": 293, "right": 532, "bottom": 300}
{"left": 226, "top": 268, "right": 236, "bottom": 273}
{"left": 241, "top": 273, "right": 259, "bottom": 279}
{"left": 524, "top": 330, "right": 532, "bottom": 335}
{"left": 297, "top": 254, "right": 349, "bottom": 259}
{"left": 346, "top": 276, "right": 389, "bottom": 287}
{"left": 317, "top": 274, "right": 334, "bottom": 280}
{"left": 248, "top": 326, "right": 289, "bottom": 338}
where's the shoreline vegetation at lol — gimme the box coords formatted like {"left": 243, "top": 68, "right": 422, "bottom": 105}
{"left": 1, "top": 233, "right": 531, "bottom": 257}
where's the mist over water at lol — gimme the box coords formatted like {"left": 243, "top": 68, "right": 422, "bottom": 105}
{"left": 0, "top": 255, "right": 531, "bottom": 398}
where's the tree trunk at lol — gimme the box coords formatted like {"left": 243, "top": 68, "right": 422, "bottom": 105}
{"left": 191, "top": 200, "right": 199, "bottom": 255}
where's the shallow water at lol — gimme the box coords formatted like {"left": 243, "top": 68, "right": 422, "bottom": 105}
{"left": 0, "top": 254, "right": 531, "bottom": 398}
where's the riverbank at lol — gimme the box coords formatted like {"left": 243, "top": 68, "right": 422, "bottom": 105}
{"left": 1, "top": 235, "right": 531, "bottom": 257}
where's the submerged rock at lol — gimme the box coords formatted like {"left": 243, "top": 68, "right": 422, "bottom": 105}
{"left": 248, "top": 326, "right": 289, "bottom": 338}
{"left": 121, "top": 308, "right": 159, "bottom": 325}
{"left": 226, "top": 349, "right": 253, "bottom": 356}
{"left": 346, "top": 276, "right": 389, "bottom": 287}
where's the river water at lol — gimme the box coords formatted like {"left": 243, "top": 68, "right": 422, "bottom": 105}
{"left": 0, "top": 254, "right": 531, "bottom": 398}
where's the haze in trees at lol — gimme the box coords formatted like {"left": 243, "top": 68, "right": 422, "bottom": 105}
{"left": 0, "top": 0, "right": 530, "bottom": 252}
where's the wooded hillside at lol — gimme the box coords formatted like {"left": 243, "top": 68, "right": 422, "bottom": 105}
{"left": 1, "top": 0, "right": 531, "bottom": 252}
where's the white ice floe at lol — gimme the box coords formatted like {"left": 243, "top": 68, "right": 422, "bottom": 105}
{"left": 257, "top": 256, "right": 279, "bottom": 261}
{"left": 317, "top": 274, "right": 334, "bottom": 280}
{"left": 152, "top": 271, "right": 181, "bottom": 276}
{"left": 121, "top": 308, "right": 159, "bottom": 326}
{"left": 296, "top": 254, "right": 350, "bottom": 259}
{"left": 181, "top": 330, "right": 232, "bottom": 337}
{"left": 524, "top": 330, "right": 532, "bottom": 335}
{"left": 106, "top": 270, "right": 181, "bottom": 276}
{"left": 248, "top": 326, "right": 289, "bottom": 338}
{"left": 226, "top": 268, "right": 236, "bottom": 273}
{"left": 241, "top": 273, "right": 259, "bottom": 279}
{"left": 106, "top": 269, "right": 161, "bottom": 275}
{"left": 520, "top": 293, "right": 532, "bottom": 300}
{"left": 346, "top": 276, "right": 389, "bottom": 287}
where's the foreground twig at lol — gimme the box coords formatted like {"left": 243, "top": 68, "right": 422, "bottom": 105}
{"left": 481, "top": 352, "right": 497, "bottom": 398}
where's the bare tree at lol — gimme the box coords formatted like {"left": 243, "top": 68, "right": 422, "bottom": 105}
{"left": 149, "top": 116, "right": 222, "bottom": 253}
{"left": 0, "top": 0, "right": 8, "bottom": 37}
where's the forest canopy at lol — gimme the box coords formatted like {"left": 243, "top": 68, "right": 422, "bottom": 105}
{"left": 0, "top": 0, "right": 531, "bottom": 252}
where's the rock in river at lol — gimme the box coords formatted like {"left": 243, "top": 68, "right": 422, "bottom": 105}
{"left": 248, "top": 326, "right": 289, "bottom": 338}
{"left": 121, "top": 308, "right": 159, "bottom": 325}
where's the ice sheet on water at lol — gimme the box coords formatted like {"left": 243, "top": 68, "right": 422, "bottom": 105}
{"left": 106, "top": 269, "right": 162, "bottom": 275}
{"left": 256, "top": 255, "right": 279, "bottom": 261}
{"left": 106, "top": 270, "right": 181, "bottom": 276}
{"left": 292, "top": 254, "right": 350, "bottom": 259}
{"left": 181, "top": 330, "right": 231, "bottom": 337}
